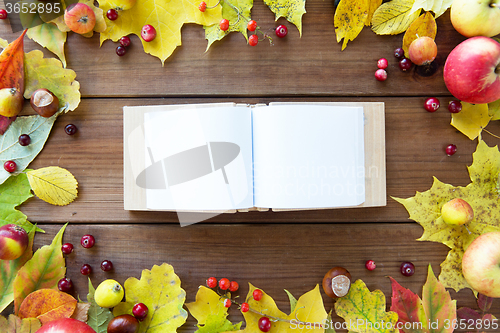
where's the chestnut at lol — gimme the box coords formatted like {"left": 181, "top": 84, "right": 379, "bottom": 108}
{"left": 30, "top": 88, "right": 59, "bottom": 117}
{"left": 107, "top": 314, "right": 139, "bottom": 333}
{"left": 322, "top": 266, "right": 352, "bottom": 298}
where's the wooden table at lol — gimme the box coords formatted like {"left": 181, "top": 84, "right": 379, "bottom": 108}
{"left": 1, "top": 1, "right": 499, "bottom": 331}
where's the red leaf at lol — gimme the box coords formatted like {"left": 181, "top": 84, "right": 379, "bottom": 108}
{"left": 389, "top": 276, "right": 427, "bottom": 333}
{"left": 0, "top": 115, "right": 16, "bottom": 135}
{"left": 457, "top": 307, "right": 481, "bottom": 321}
{"left": 477, "top": 294, "right": 493, "bottom": 312}
{"left": 0, "top": 30, "right": 26, "bottom": 92}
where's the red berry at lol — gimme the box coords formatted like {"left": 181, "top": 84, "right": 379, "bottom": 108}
{"left": 219, "top": 278, "right": 230, "bottom": 290}
{"left": 424, "top": 97, "right": 440, "bottom": 112}
{"left": 446, "top": 144, "right": 457, "bottom": 156}
{"left": 80, "top": 234, "right": 95, "bottom": 248}
{"left": 399, "top": 58, "right": 412, "bottom": 71}
{"left": 116, "top": 45, "right": 127, "bottom": 56}
{"left": 249, "top": 34, "right": 258, "bottom": 46}
{"left": 18, "top": 134, "right": 31, "bottom": 146}
{"left": 141, "top": 24, "right": 156, "bottom": 42}
{"left": 275, "top": 24, "right": 287, "bottom": 38}
{"left": 252, "top": 289, "right": 263, "bottom": 301}
{"left": 0, "top": 9, "right": 7, "bottom": 20}
{"left": 101, "top": 260, "right": 113, "bottom": 271}
{"left": 64, "top": 124, "right": 78, "bottom": 135}
{"left": 106, "top": 8, "right": 118, "bottom": 20}
{"left": 80, "top": 263, "right": 92, "bottom": 275}
{"left": 241, "top": 302, "right": 249, "bottom": 312}
{"left": 247, "top": 20, "right": 257, "bottom": 32}
{"left": 377, "top": 58, "right": 388, "bottom": 69}
{"left": 132, "top": 303, "right": 149, "bottom": 321}
{"left": 223, "top": 298, "right": 231, "bottom": 308}
{"left": 61, "top": 243, "right": 74, "bottom": 254}
{"left": 219, "top": 19, "right": 229, "bottom": 31}
{"left": 229, "top": 281, "right": 239, "bottom": 292}
{"left": 394, "top": 47, "right": 404, "bottom": 59}
{"left": 448, "top": 100, "right": 462, "bottom": 113}
{"left": 119, "top": 36, "right": 131, "bottom": 47}
{"left": 198, "top": 1, "right": 207, "bottom": 12}
{"left": 4, "top": 161, "right": 16, "bottom": 173}
{"left": 206, "top": 277, "right": 217, "bottom": 288}
{"left": 374, "top": 69, "right": 387, "bottom": 81}
{"left": 401, "top": 262, "right": 415, "bottom": 276}
{"left": 258, "top": 317, "right": 272, "bottom": 332}
{"left": 58, "top": 278, "right": 73, "bottom": 292}
{"left": 365, "top": 260, "right": 376, "bottom": 271}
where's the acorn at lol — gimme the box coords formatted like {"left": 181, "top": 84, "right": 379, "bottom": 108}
{"left": 322, "top": 266, "right": 352, "bottom": 298}
{"left": 30, "top": 88, "right": 59, "bottom": 117}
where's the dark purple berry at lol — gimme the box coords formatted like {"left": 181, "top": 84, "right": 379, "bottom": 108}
{"left": 400, "top": 262, "right": 415, "bottom": 276}
{"left": 58, "top": 278, "right": 73, "bottom": 292}
{"left": 399, "top": 58, "right": 412, "bottom": 71}
{"left": 424, "top": 97, "right": 440, "bottom": 112}
{"left": 65, "top": 124, "right": 77, "bottom": 135}
{"left": 446, "top": 144, "right": 457, "bottom": 156}
{"left": 275, "top": 24, "right": 287, "bottom": 38}
{"left": 106, "top": 9, "right": 118, "bottom": 21}
{"left": 394, "top": 47, "right": 404, "bottom": 59}
{"left": 116, "top": 45, "right": 127, "bottom": 56}
{"left": 80, "top": 263, "right": 92, "bottom": 275}
{"left": 120, "top": 36, "right": 131, "bottom": 47}
{"left": 132, "top": 303, "right": 149, "bottom": 321}
{"left": 61, "top": 243, "right": 74, "bottom": 254}
{"left": 80, "top": 234, "right": 95, "bottom": 248}
{"left": 448, "top": 100, "right": 462, "bottom": 113}
{"left": 18, "top": 134, "right": 31, "bottom": 146}
{"left": 101, "top": 259, "right": 113, "bottom": 271}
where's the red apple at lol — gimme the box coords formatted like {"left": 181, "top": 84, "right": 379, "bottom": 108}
{"left": 444, "top": 36, "right": 500, "bottom": 104}
{"left": 64, "top": 3, "right": 96, "bottom": 35}
{"left": 462, "top": 231, "right": 500, "bottom": 298}
{"left": 0, "top": 224, "right": 28, "bottom": 260}
{"left": 441, "top": 198, "right": 474, "bottom": 226}
{"left": 35, "top": 318, "right": 96, "bottom": 333}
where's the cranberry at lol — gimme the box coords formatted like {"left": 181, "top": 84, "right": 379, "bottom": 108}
{"left": 446, "top": 144, "right": 457, "bottom": 156}
{"left": 394, "top": 47, "right": 404, "bottom": 59}
{"left": 116, "top": 45, "right": 127, "bottom": 56}
{"left": 18, "top": 134, "right": 31, "bottom": 146}
{"left": 399, "top": 58, "right": 412, "bottom": 71}
{"left": 206, "top": 277, "right": 217, "bottom": 288}
{"left": 401, "top": 262, "right": 415, "bottom": 276}
{"left": 119, "top": 36, "right": 131, "bottom": 47}
{"left": 424, "top": 97, "right": 440, "bottom": 112}
{"left": 64, "top": 124, "right": 77, "bottom": 135}
{"left": 106, "top": 9, "right": 118, "bottom": 21}
{"left": 0, "top": 9, "right": 7, "bottom": 20}
{"left": 141, "top": 24, "right": 157, "bottom": 42}
{"left": 101, "top": 260, "right": 113, "bottom": 271}
{"left": 58, "top": 278, "right": 73, "bottom": 292}
{"left": 80, "top": 264, "right": 92, "bottom": 275}
{"left": 448, "top": 100, "right": 462, "bottom": 113}
{"left": 377, "top": 58, "right": 388, "bottom": 69}
{"left": 132, "top": 303, "right": 149, "bottom": 321}
{"left": 375, "top": 69, "right": 387, "bottom": 81}
{"left": 258, "top": 317, "right": 272, "bottom": 332}
{"left": 61, "top": 243, "right": 74, "bottom": 254}
{"left": 4, "top": 161, "right": 16, "bottom": 173}
{"left": 275, "top": 24, "right": 287, "bottom": 38}
{"left": 80, "top": 234, "right": 95, "bottom": 248}
{"left": 365, "top": 260, "right": 376, "bottom": 271}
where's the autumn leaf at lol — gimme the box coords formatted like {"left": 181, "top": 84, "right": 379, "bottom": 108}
{"left": 0, "top": 226, "right": 36, "bottom": 313}
{"left": 402, "top": 12, "right": 436, "bottom": 58}
{"left": 334, "top": 0, "right": 370, "bottom": 50}
{"left": 263, "top": 0, "right": 306, "bottom": 36}
{"left": 26, "top": 167, "right": 78, "bottom": 206}
{"left": 99, "top": 0, "right": 221, "bottom": 65}
{"left": 0, "top": 173, "right": 38, "bottom": 231}
{"left": 451, "top": 103, "right": 491, "bottom": 140}
{"left": 0, "top": 115, "right": 58, "bottom": 186}
{"left": 86, "top": 278, "right": 113, "bottom": 333}
{"left": 0, "top": 314, "right": 41, "bottom": 333}
{"left": 284, "top": 289, "right": 298, "bottom": 312}
{"left": 393, "top": 140, "right": 500, "bottom": 292}
{"left": 185, "top": 286, "right": 241, "bottom": 333}
{"left": 13, "top": 224, "right": 67, "bottom": 315}
{"left": 18, "top": 289, "right": 77, "bottom": 325}
{"left": 410, "top": 0, "right": 453, "bottom": 18}
{"left": 335, "top": 279, "right": 398, "bottom": 333}
{"left": 372, "top": 0, "right": 420, "bottom": 35}
{"left": 457, "top": 293, "right": 497, "bottom": 326}
{"left": 71, "top": 302, "right": 91, "bottom": 323}
{"left": 366, "top": 0, "right": 383, "bottom": 26}
{"left": 389, "top": 276, "right": 426, "bottom": 333}
{"left": 489, "top": 99, "right": 500, "bottom": 121}
{"left": 24, "top": 50, "right": 80, "bottom": 112}
{"left": 113, "top": 263, "right": 188, "bottom": 333}
{"left": 205, "top": 0, "right": 251, "bottom": 50}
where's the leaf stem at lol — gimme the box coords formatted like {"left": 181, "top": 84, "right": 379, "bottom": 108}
{"left": 483, "top": 128, "right": 500, "bottom": 140}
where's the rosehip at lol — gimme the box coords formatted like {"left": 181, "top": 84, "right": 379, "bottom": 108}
{"left": 198, "top": 1, "right": 206, "bottom": 12}
{"left": 223, "top": 298, "right": 231, "bottom": 308}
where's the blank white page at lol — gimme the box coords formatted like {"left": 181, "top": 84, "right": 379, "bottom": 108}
{"left": 252, "top": 104, "right": 365, "bottom": 209}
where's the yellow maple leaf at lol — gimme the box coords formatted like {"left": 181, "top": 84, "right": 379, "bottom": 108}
{"left": 185, "top": 286, "right": 224, "bottom": 325}
{"left": 334, "top": 0, "right": 370, "bottom": 51}
{"left": 365, "top": 0, "right": 383, "bottom": 26}
{"left": 26, "top": 167, "right": 78, "bottom": 206}
{"left": 393, "top": 140, "right": 500, "bottom": 293}
{"left": 451, "top": 103, "right": 491, "bottom": 140}
{"left": 402, "top": 12, "right": 436, "bottom": 57}
{"left": 371, "top": 0, "right": 420, "bottom": 35}
{"left": 489, "top": 99, "right": 500, "bottom": 121}
{"left": 98, "top": 0, "right": 222, "bottom": 65}
{"left": 263, "top": 0, "right": 306, "bottom": 36}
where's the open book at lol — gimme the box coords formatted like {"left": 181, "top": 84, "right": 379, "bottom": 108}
{"left": 124, "top": 102, "right": 386, "bottom": 212}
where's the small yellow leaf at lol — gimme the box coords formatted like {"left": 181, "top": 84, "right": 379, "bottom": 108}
{"left": 185, "top": 286, "right": 222, "bottom": 325}
{"left": 402, "top": 12, "right": 436, "bottom": 57}
{"left": 451, "top": 103, "right": 492, "bottom": 140}
{"left": 371, "top": 0, "right": 420, "bottom": 35}
{"left": 366, "top": 0, "right": 383, "bottom": 26}
{"left": 263, "top": 0, "right": 306, "bottom": 36}
{"left": 26, "top": 167, "right": 78, "bottom": 206}
{"left": 334, "top": 0, "right": 370, "bottom": 50}
{"left": 489, "top": 99, "right": 500, "bottom": 121}
{"left": 410, "top": 0, "right": 453, "bottom": 18}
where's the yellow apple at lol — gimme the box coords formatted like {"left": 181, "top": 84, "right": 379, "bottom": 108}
{"left": 0, "top": 87, "right": 24, "bottom": 118}
{"left": 451, "top": 0, "right": 500, "bottom": 37}
{"left": 441, "top": 198, "right": 474, "bottom": 226}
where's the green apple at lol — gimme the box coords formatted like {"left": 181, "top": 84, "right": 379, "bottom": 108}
{"left": 441, "top": 198, "right": 474, "bottom": 226}
{"left": 451, "top": 0, "right": 500, "bottom": 37}
{"left": 462, "top": 231, "right": 500, "bottom": 297}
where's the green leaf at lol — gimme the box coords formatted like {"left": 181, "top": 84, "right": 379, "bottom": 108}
{"left": 284, "top": 289, "right": 298, "bottom": 313}
{"left": 13, "top": 223, "right": 67, "bottom": 315}
{"left": 325, "top": 310, "right": 336, "bottom": 333}
{"left": 372, "top": 0, "right": 420, "bottom": 35}
{"left": 263, "top": 0, "right": 306, "bottom": 35}
{"left": 86, "top": 278, "right": 114, "bottom": 333}
{"left": 335, "top": 279, "right": 398, "bottom": 333}
{"left": 113, "top": 263, "right": 188, "bottom": 333}
{"left": 0, "top": 173, "right": 39, "bottom": 231}
{"left": 0, "top": 226, "right": 35, "bottom": 313}
{"left": 195, "top": 304, "right": 241, "bottom": 333}
{"left": 24, "top": 50, "right": 80, "bottom": 112}
{"left": 205, "top": 0, "right": 251, "bottom": 50}
{"left": 0, "top": 115, "right": 58, "bottom": 186}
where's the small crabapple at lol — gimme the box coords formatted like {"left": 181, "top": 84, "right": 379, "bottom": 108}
{"left": 61, "top": 243, "right": 74, "bottom": 254}
{"left": 58, "top": 278, "right": 73, "bottom": 292}
{"left": 132, "top": 303, "right": 149, "bottom": 321}
{"left": 120, "top": 36, "right": 131, "bottom": 47}
{"left": 4, "top": 161, "right": 16, "bottom": 173}
{"left": 258, "top": 317, "right": 272, "bottom": 332}
{"left": 448, "top": 100, "right": 462, "bottom": 113}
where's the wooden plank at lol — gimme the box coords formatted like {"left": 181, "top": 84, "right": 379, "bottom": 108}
{"left": 30, "top": 223, "right": 499, "bottom": 333}
{"left": 19, "top": 96, "right": 498, "bottom": 223}
{"left": 0, "top": 5, "right": 466, "bottom": 97}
